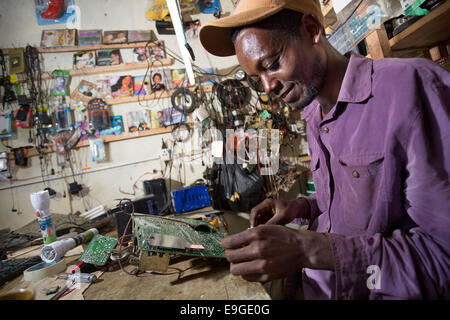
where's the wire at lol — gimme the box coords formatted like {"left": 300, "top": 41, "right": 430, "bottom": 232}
{"left": 116, "top": 198, "right": 139, "bottom": 276}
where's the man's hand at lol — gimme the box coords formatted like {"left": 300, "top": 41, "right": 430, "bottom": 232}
{"left": 250, "top": 198, "right": 310, "bottom": 227}
{"left": 221, "top": 225, "right": 334, "bottom": 282}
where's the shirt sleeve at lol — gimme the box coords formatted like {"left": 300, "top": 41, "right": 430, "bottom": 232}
{"left": 292, "top": 194, "right": 321, "bottom": 226}
{"left": 326, "top": 66, "right": 450, "bottom": 299}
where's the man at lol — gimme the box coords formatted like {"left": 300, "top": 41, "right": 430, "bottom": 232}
{"left": 199, "top": 0, "right": 449, "bottom": 299}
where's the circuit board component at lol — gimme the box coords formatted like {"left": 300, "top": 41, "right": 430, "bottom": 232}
{"left": 79, "top": 234, "right": 118, "bottom": 266}
{"left": 133, "top": 214, "right": 225, "bottom": 258}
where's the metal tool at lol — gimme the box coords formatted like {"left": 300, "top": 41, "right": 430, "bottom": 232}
{"left": 145, "top": 234, "right": 204, "bottom": 251}
{"left": 50, "top": 273, "right": 97, "bottom": 300}
{"left": 57, "top": 272, "right": 97, "bottom": 283}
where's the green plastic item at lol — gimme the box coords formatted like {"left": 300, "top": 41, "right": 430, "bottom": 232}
{"left": 79, "top": 234, "right": 118, "bottom": 266}
{"left": 52, "top": 70, "right": 70, "bottom": 96}
{"left": 134, "top": 214, "right": 225, "bottom": 258}
{"left": 404, "top": 0, "right": 429, "bottom": 16}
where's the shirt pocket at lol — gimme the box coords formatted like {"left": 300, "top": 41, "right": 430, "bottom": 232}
{"left": 337, "top": 153, "right": 385, "bottom": 230}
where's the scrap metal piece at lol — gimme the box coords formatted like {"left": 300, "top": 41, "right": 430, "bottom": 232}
{"left": 145, "top": 233, "right": 204, "bottom": 251}
{"left": 139, "top": 251, "right": 170, "bottom": 272}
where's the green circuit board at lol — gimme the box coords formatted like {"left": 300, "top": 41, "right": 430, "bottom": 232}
{"left": 133, "top": 214, "right": 225, "bottom": 258}
{"left": 79, "top": 234, "right": 118, "bottom": 266}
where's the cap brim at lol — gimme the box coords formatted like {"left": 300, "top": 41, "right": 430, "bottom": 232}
{"left": 199, "top": 6, "right": 284, "bottom": 57}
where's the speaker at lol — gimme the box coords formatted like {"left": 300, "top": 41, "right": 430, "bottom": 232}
{"left": 143, "top": 179, "right": 168, "bottom": 214}
{"left": 112, "top": 195, "right": 155, "bottom": 243}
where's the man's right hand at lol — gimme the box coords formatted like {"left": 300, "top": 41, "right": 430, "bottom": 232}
{"left": 250, "top": 198, "right": 310, "bottom": 227}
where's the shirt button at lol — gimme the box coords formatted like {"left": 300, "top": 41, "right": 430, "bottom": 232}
{"left": 352, "top": 170, "right": 360, "bottom": 178}
{"left": 323, "top": 127, "right": 329, "bottom": 133}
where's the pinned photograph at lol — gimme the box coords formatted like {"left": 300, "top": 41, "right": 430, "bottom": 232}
{"left": 103, "top": 31, "right": 128, "bottom": 44}
{"left": 41, "top": 29, "right": 76, "bottom": 48}
{"left": 96, "top": 49, "right": 122, "bottom": 66}
{"left": 78, "top": 30, "right": 102, "bottom": 45}
{"left": 71, "top": 80, "right": 97, "bottom": 103}
{"left": 150, "top": 69, "right": 171, "bottom": 92}
{"left": 133, "top": 75, "right": 151, "bottom": 96}
{"left": 109, "top": 75, "right": 134, "bottom": 98}
{"left": 128, "top": 30, "right": 154, "bottom": 43}
{"left": 126, "top": 110, "right": 151, "bottom": 132}
{"left": 132, "top": 41, "right": 165, "bottom": 62}
{"left": 95, "top": 79, "right": 112, "bottom": 99}
{"left": 73, "top": 51, "right": 96, "bottom": 69}
{"left": 171, "top": 69, "right": 189, "bottom": 88}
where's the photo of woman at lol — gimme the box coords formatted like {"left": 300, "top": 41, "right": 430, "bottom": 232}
{"left": 110, "top": 75, "right": 134, "bottom": 98}
{"left": 110, "top": 50, "right": 122, "bottom": 65}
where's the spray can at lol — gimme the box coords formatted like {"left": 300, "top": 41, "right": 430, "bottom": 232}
{"left": 30, "top": 190, "right": 57, "bottom": 245}
{"left": 40, "top": 228, "right": 98, "bottom": 263}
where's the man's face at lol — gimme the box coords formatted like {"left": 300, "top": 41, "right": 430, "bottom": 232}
{"left": 234, "top": 25, "right": 326, "bottom": 110}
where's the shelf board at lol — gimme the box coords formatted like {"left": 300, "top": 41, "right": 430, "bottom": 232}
{"left": 37, "top": 41, "right": 163, "bottom": 54}
{"left": 70, "top": 59, "right": 174, "bottom": 76}
{"left": 389, "top": 1, "right": 450, "bottom": 51}
{"left": 104, "top": 84, "right": 213, "bottom": 106}
{"left": 16, "top": 58, "right": 174, "bottom": 82}
{"left": 321, "top": 1, "right": 337, "bottom": 28}
{"left": 6, "top": 124, "right": 194, "bottom": 160}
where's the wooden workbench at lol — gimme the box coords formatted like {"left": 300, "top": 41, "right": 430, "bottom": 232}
{"left": 84, "top": 211, "right": 270, "bottom": 300}
{"left": 0, "top": 211, "right": 271, "bottom": 300}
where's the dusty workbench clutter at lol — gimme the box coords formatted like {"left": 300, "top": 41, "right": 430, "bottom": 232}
{"left": 0, "top": 209, "right": 271, "bottom": 300}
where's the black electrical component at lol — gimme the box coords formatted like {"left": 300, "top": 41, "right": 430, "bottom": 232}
{"left": 155, "top": 20, "right": 176, "bottom": 35}
{"left": 13, "top": 147, "right": 29, "bottom": 167}
{"left": 69, "top": 182, "right": 83, "bottom": 195}
{"left": 44, "top": 187, "right": 56, "bottom": 197}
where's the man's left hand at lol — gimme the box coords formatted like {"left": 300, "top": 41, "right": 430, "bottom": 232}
{"left": 221, "top": 225, "right": 334, "bottom": 282}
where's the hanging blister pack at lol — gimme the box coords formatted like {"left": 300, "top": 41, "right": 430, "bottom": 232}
{"left": 52, "top": 70, "right": 70, "bottom": 96}
{"left": 53, "top": 103, "right": 73, "bottom": 132}
{"left": 89, "top": 138, "right": 105, "bottom": 162}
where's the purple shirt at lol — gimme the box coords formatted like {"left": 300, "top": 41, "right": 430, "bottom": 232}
{"left": 298, "top": 52, "right": 450, "bottom": 299}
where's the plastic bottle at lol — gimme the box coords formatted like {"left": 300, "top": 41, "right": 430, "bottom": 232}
{"left": 30, "top": 190, "right": 57, "bottom": 245}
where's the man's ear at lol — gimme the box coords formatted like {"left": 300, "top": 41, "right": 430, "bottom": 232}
{"left": 301, "top": 13, "right": 323, "bottom": 45}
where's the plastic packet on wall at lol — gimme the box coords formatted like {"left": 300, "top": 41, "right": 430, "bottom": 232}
{"left": 52, "top": 70, "right": 70, "bottom": 96}
{"left": 328, "top": 0, "right": 403, "bottom": 54}
{"left": 89, "top": 138, "right": 105, "bottom": 162}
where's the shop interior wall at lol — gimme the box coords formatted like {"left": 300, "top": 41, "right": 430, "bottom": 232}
{"left": 0, "top": 0, "right": 308, "bottom": 230}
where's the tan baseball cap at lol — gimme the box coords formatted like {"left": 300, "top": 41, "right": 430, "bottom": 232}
{"left": 199, "top": 0, "right": 324, "bottom": 57}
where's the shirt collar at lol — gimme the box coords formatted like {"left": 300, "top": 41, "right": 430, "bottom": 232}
{"left": 337, "top": 51, "right": 373, "bottom": 103}
{"left": 302, "top": 52, "right": 373, "bottom": 121}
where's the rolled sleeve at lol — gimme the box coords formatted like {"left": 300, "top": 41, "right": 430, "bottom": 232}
{"left": 293, "top": 194, "right": 321, "bottom": 226}
{"left": 326, "top": 230, "right": 450, "bottom": 299}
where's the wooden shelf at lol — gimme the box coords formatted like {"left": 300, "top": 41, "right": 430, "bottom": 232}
{"left": 104, "top": 84, "right": 213, "bottom": 106}
{"left": 6, "top": 124, "right": 194, "bottom": 160}
{"left": 389, "top": 1, "right": 450, "bottom": 51}
{"left": 17, "top": 59, "right": 174, "bottom": 82}
{"left": 37, "top": 41, "right": 163, "bottom": 54}
{"left": 321, "top": 1, "right": 337, "bottom": 29}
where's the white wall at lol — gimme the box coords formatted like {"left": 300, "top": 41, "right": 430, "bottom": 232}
{"left": 0, "top": 0, "right": 242, "bottom": 230}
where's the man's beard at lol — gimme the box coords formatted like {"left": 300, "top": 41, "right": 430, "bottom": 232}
{"left": 294, "top": 85, "right": 320, "bottom": 110}
{"left": 294, "top": 57, "right": 327, "bottom": 111}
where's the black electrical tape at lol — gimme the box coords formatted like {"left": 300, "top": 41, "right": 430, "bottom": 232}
{"left": 171, "top": 122, "right": 191, "bottom": 143}
{"left": 171, "top": 88, "right": 198, "bottom": 114}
